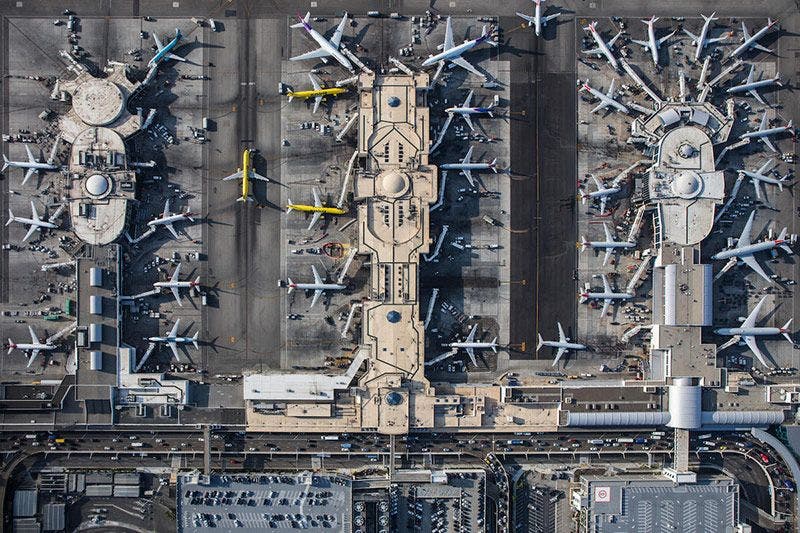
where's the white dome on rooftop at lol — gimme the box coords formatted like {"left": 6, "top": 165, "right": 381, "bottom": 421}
{"left": 678, "top": 143, "right": 696, "bottom": 158}
{"left": 381, "top": 170, "right": 408, "bottom": 196}
{"left": 672, "top": 170, "right": 702, "bottom": 199}
{"left": 85, "top": 174, "right": 110, "bottom": 197}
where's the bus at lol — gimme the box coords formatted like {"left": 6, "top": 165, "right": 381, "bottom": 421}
{"left": 697, "top": 434, "right": 712, "bottom": 440}
{"left": 321, "top": 435, "right": 339, "bottom": 441}
{"left": 617, "top": 438, "right": 634, "bottom": 444}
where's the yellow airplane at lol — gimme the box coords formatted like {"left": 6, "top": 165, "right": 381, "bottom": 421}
{"left": 222, "top": 148, "right": 270, "bottom": 202}
{"left": 287, "top": 73, "right": 347, "bottom": 114}
{"left": 286, "top": 187, "right": 347, "bottom": 231}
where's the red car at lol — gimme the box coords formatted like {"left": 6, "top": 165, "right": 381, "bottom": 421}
{"left": 759, "top": 452, "right": 770, "bottom": 464}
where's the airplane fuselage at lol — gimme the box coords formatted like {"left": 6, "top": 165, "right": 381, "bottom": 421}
{"left": 586, "top": 24, "right": 619, "bottom": 70}
{"left": 148, "top": 335, "right": 194, "bottom": 344}
{"left": 581, "top": 291, "right": 632, "bottom": 302}
{"left": 587, "top": 186, "right": 620, "bottom": 199}
{"left": 712, "top": 239, "right": 785, "bottom": 260}
{"left": 586, "top": 240, "right": 635, "bottom": 250}
{"left": 286, "top": 204, "right": 346, "bottom": 215}
{"left": 422, "top": 35, "right": 489, "bottom": 67}
{"left": 8, "top": 342, "right": 55, "bottom": 352}
{"left": 148, "top": 32, "right": 181, "bottom": 67}
{"left": 148, "top": 213, "right": 191, "bottom": 229}
{"left": 694, "top": 20, "right": 712, "bottom": 61}
{"left": 300, "top": 21, "right": 352, "bottom": 70}
{"left": 740, "top": 169, "right": 784, "bottom": 186}
{"left": 9, "top": 215, "right": 56, "bottom": 230}
{"left": 714, "top": 326, "right": 784, "bottom": 337}
{"left": 740, "top": 124, "right": 792, "bottom": 140}
{"left": 540, "top": 340, "right": 586, "bottom": 351}
{"left": 533, "top": 2, "right": 543, "bottom": 36}
{"left": 8, "top": 161, "right": 58, "bottom": 171}
{"left": 645, "top": 22, "right": 659, "bottom": 64}
{"left": 581, "top": 84, "right": 628, "bottom": 113}
{"left": 154, "top": 280, "right": 198, "bottom": 290}
{"left": 728, "top": 77, "right": 781, "bottom": 95}
{"left": 288, "top": 87, "right": 347, "bottom": 101}
{"left": 732, "top": 21, "right": 777, "bottom": 57}
{"left": 445, "top": 106, "right": 494, "bottom": 116}
{"left": 449, "top": 341, "right": 497, "bottom": 350}
{"left": 441, "top": 162, "right": 494, "bottom": 172}
{"left": 289, "top": 282, "right": 345, "bottom": 292}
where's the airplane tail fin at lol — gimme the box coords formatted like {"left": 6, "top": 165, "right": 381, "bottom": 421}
{"left": 175, "top": 28, "right": 182, "bottom": 39}
{"left": 6, "top": 209, "right": 14, "bottom": 226}
{"left": 781, "top": 318, "right": 793, "bottom": 343}
{"left": 482, "top": 25, "right": 499, "bottom": 46}
{"left": 579, "top": 236, "right": 589, "bottom": 252}
{"left": 287, "top": 93, "right": 294, "bottom": 102}
{"left": 775, "top": 73, "right": 783, "bottom": 87}
{"left": 193, "top": 277, "right": 201, "bottom": 293}
{"left": 702, "top": 12, "right": 717, "bottom": 22}
{"left": 286, "top": 200, "right": 294, "bottom": 213}
{"left": 490, "top": 158, "right": 498, "bottom": 172}
{"left": 7, "top": 341, "right": 14, "bottom": 354}
{"left": 192, "top": 331, "right": 199, "bottom": 350}
{"left": 291, "top": 12, "right": 311, "bottom": 28}
{"left": 579, "top": 190, "right": 588, "bottom": 205}
{"left": 491, "top": 338, "right": 497, "bottom": 352}
{"left": 287, "top": 279, "right": 294, "bottom": 293}
{"left": 536, "top": 333, "right": 544, "bottom": 352}
{"left": 1, "top": 154, "right": 8, "bottom": 172}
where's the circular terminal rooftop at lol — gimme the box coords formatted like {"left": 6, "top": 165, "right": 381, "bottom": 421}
{"left": 671, "top": 170, "right": 703, "bottom": 199}
{"left": 85, "top": 174, "right": 111, "bottom": 198}
{"left": 386, "top": 310, "right": 402, "bottom": 323}
{"left": 72, "top": 79, "right": 125, "bottom": 126}
{"left": 678, "top": 143, "right": 696, "bottom": 159}
{"left": 385, "top": 391, "right": 404, "bottom": 406}
{"left": 378, "top": 170, "right": 409, "bottom": 198}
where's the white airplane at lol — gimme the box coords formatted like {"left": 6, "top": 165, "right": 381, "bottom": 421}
{"left": 147, "top": 319, "right": 199, "bottom": 362}
{"left": 286, "top": 264, "right": 345, "bottom": 309}
{"left": 580, "top": 174, "right": 621, "bottom": 214}
{"left": 582, "top": 21, "right": 622, "bottom": 70}
{"left": 578, "top": 79, "right": 629, "bottom": 114}
{"left": 153, "top": 263, "right": 201, "bottom": 306}
{"left": 421, "top": 17, "right": 497, "bottom": 78}
{"left": 731, "top": 18, "right": 779, "bottom": 58}
{"left": 446, "top": 324, "right": 498, "bottom": 367}
{"left": 440, "top": 146, "right": 498, "bottom": 187}
{"left": 683, "top": 12, "right": 730, "bottom": 62}
{"left": 7, "top": 326, "right": 57, "bottom": 368}
{"left": 738, "top": 159, "right": 791, "bottom": 202}
{"left": 579, "top": 274, "right": 633, "bottom": 315}
{"left": 711, "top": 210, "right": 792, "bottom": 283}
{"left": 714, "top": 295, "right": 792, "bottom": 368}
{"left": 537, "top": 322, "right": 586, "bottom": 366}
{"left": 290, "top": 12, "right": 353, "bottom": 71}
{"left": 516, "top": 0, "right": 561, "bottom": 37}
{"left": 2, "top": 141, "right": 60, "bottom": 186}
{"left": 148, "top": 28, "right": 186, "bottom": 68}
{"left": 147, "top": 199, "right": 196, "bottom": 239}
{"left": 580, "top": 222, "right": 636, "bottom": 266}
{"left": 444, "top": 90, "right": 496, "bottom": 132}
{"left": 6, "top": 200, "right": 59, "bottom": 243}
{"left": 629, "top": 16, "right": 675, "bottom": 66}
{"left": 740, "top": 111, "right": 794, "bottom": 153}
{"left": 726, "top": 64, "right": 782, "bottom": 106}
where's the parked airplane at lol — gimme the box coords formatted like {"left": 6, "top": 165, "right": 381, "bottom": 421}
{"left": 445, "top": 324, "right": 498, "bottom": 367}
{"left": 630, "top": 16, "right": 676, "bottom": 66}
{"left": 683, "top": 12, "right": 731, "bottom": 62}
{"left": 537, "top": 322, "right": 586, "bottom": 366}
{"left": 287, "top": 73, "right": 347, "bottom": 114}
{"left": 714, "top": 295, "right": 792, "bottom": 368}
{"left": 421, "top": 17, "right": 497, "bottom": 78}
{"left": 2, "top": 141, "right": 60, "bottom": 186}
{"left": 726, "top": 64, "right": 782, "bottom": 106}
{"left": 740, "top": 111, "right": 794, "bottom": 153}
{"left": 580, "top": 174, "right": 621, "bottom": 214}
{"left": 290, "top": 12, "right": 353, "bottom": 71}
{"left": 516, "top": 0, "right": 561, "bottom": 37}
{"left": 582, "top": 21, "right": 622, "bottom": 70}
{"left": 440, "top": 146, "right": 498, "bottom": 187}
{"left": 286, "top": 188, "right": 346, "bottom": 231}
{"left": 222, "top": 148, "right": 271, "bottom": 202}
{"left": 444, "top": 90, "right": 495, "bottom": 131}
{"left": 7, "top": 326, "right": 57, "bottom": 368}
{"left": 148, "top": 28, "right": 186, "bottom": 68}
{"left": 153, "top": 263, "right": 201, "bottom": 306}
{"left": 579, "top": 274, "right": 633, "bottom": 315}
{"left": 286, "top": 264, "right": 345, "bottom": 309}
{"left": 712, "top": 210, "right": 792, "bottom": 283}
{"left": 147, "top": 319, "right": 199, "bottom": 361}
{"left": 147, "top": 199, "right": 195, "bottom": 239}
{"left": 580, "top": 222, "right": 636, "bottom": 266}
{"left": 6, "top": 200, "right": 59, "bottom": 243}
{"left": 738, "top": 159, "right": 791, "bottom": 202}
{"left": 578, "top": 79, "right": 629, "bottom": 114}
{"left": 731, "top": 18, "right": 778, "bottom": 58}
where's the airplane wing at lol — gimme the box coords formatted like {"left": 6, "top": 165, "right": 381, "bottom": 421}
{"left": 310, "top": 289, "right": 323, "bottom": 309}
{"left": 630, "top": 38, "right": 648, "bottom": 47}
{"left": 24, "top": 143, "right": 35, "bottom": 163}
{"left": 166, "top": 53, "right": 186, "bottom": 62}
{"left": 312, "top": 264, "right": 323, "bottom": 284}
{"left": 581, "top": 46, "right": 603, "bottom": 56}
{"left": 168, "top": 341, "right": 181, "bottom": 361}
{"left": 171, "top": 286, "right": 183, "bottom": 306}
{"left": 746, "top": 64, "right": 755, "bottom": 83}
{"left": 29, "top": 325, "right": 39, "bottom": 345}
{"left": 590, "top": 102, "right": 608, "bottom": 114}
{"left": 608, "top": 30, "right": 622, "bottom": 47}
{"left": 466, "top": 324, "right": 478, "bottom": 343}
{"left": 443, "top": 17, "right": 455, "bottom": 50}
{"left": 449, "top": 55, "right": 482, "bottom": 78}
{"left": 171, "top": 263, "right": 182, "bottom": 282}
{"left": 543, "top": 13, "right": 561, "bottom": 24}
{"left": 752, "top": 179, "right": 763, "bottom": 202}
{"left": 683, "top": 28, "right": 699, "bottom": 43}
{"left": 552, "top": 347, "right": 567, "bottom": 367}
{"left": 164, "top": 223, "right": 179, "bottom": 240}
{"left": 250, "top": 171, "right": 270, "bottom": 182}
{"left": 309, "top": 73, "right": 321, "bottom": 91}
{"left": 516, "top": 13, "right": 535, "bottom": 24}
{"left": 153, "top": 32, "right": 164, "bottom": 51}
{"left": 741, "top": 21, "right": 751, "bottom": 41}
{"left": 743, "top": 335, "right": 772, "bottom": 368}
{"left": 599, "top": 195, "right": 607, "bottom": 214}
{"left": 737, "top": 210, "right": 756, "bottom": 247}
{"left": 743, "top": 295, "right": 768, "bottom": 328}
{"left": 758, "top": 110, "right": 769, "bottom": 131}
{"left": 307, "top": 211, "right": 322, "bottom": 231}
{"left": 757, "top": 159, "right": 775, "bottom": 175}
{"left": 461, "top": 169, "right": 475, "bottom": 187}
{"left": 602, "top": 248, "right": 612, "bottom": 267}
{"left": 591, "top": 174, "right": 603, "bottom": 191}
{"left": 601, "top": 274, "right": 611, "bottom": 293}
{"left": 169, "top": 319, "right": 181, "bottom": 338}
{"left": 291, "top": 48, "right": 332, "bottom": 62}
{"left": 312, "top": 187, "right": 322, "bottom": 208}
{"left": 47, "top": 138, "right": 59, "bottom": 165}
{"left": 657, "top": 30, "right": 676, "bottom": 46}
{"left": 313, "top": 95, "right": 322, "bottom": 114}
{"left": 601, "top": 298, "right": 611, "bottom": 316}
{"left": 30, "top": 201, "right": 40, "bottom": 222}
{"left": 761, "top": 135, "right": 778, "bottom": 153}
{"left": 22, "top": 224, "right": 39, "bottom": 243}
{"left": 606, "top": 79, "right": 616, "bottom": 98}
{"left": 465, "top": 347, "right": 478, "bottom": 367}
{"left": 741, "top": 254, "right": 771, "bottom": 283}
{"left": 463, "top": 89, "right": 474, "bottom": 107}
{"left": 462, "top": 114, "right": 475, "bottom": 131}
{"left": 462, "top": 146, "right": 474, "bottom": 164}
{"left": 557, "top": 322, "right": 567, "bottom": 343}
{"left": 26, "top": 349, "right": 40, "bottom": 368}
{"left": 21, "top": 168, "right": 36, "bottom": 186}
{"left": 163, "top": 199, "right": 171, "bottom": 217}
{"left": 330, "top": 13, "right": 348, "bottom": 48}
{"left": 603, "top": 222, "right": 613, "bottom": 242}
{"left": 222, "top": 170, "right": 244, "bottom": 181}
{"left": 753, "top": 43, "right": 772, "bottom": 54}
